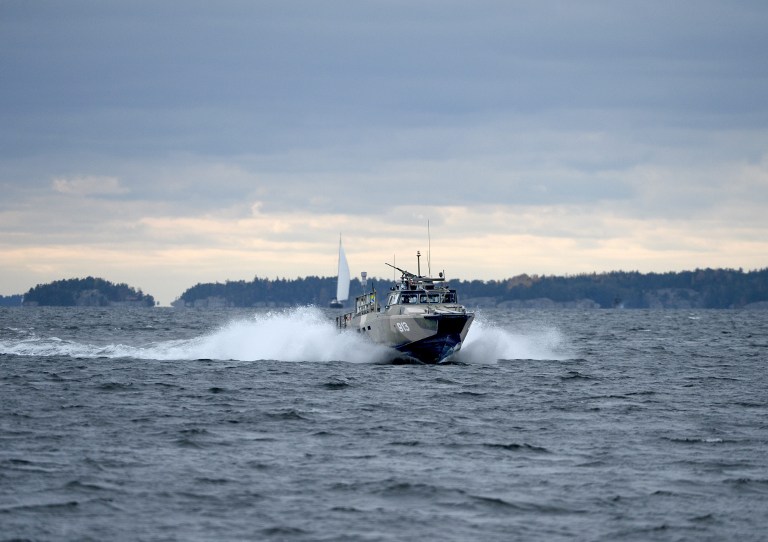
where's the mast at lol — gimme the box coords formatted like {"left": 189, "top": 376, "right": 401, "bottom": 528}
{"left": 427, "top": 220, "right": 431, "bottom": 276}
{"left": 336, "top": 234, "right": 341, "bottom": 271}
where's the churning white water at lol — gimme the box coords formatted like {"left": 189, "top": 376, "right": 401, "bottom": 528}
{"left": 0, "top": 307, "right": 568, "bottom": 363}
{"left": 456, "top": 319, "right": 572, "bottom": 363}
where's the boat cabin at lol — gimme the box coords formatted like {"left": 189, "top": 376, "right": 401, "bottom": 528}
{"left": 386, "top": 289, "right": 457, "bottom": 307}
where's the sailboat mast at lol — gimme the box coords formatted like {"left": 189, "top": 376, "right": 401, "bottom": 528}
{"left": 337, "top": 234, "right": 342, "bottom": 269}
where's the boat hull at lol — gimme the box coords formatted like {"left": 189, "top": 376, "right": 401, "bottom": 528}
{"left": 350, "top": 311, "right": 474, "bottom": 364}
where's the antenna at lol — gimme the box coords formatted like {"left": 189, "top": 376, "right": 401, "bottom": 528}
{"left": 427, "top": 219, "right": 431, "bottom": 276}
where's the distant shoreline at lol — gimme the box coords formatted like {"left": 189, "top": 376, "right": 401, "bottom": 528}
{"left": 3, "top": 268, "right": 768, "bottom": 309}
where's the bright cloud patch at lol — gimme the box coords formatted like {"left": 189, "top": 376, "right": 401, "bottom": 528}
{"left": 52, "top": 176, "right": 128, "bottom": 196}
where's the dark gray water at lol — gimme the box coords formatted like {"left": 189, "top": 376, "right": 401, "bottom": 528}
{"left": 1, "top": 307, "right": 767, "bottom": 541}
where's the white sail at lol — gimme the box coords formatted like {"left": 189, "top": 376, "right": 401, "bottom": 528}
{"left": 336, "top": 241, "right": 350, "bottom": 302}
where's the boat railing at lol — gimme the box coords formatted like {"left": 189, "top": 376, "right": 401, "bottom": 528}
{"left": 336, "top": 312, "right": 354, "bottom": 329}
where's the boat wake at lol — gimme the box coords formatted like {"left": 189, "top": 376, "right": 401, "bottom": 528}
{"left": 143, "top": 309, "right": 395, "bottom": 363}
{"left": 1, "top": 308, "right": 570, "bottom": 364}
{"left": 454, "top": 320, "right": 572, "bottom": 363}
{"left": 0, "top": 308, "right": 391, "bottom": 363}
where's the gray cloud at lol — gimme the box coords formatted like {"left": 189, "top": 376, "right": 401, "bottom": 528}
{"left": 4, "top": 1, "right": 767, "bottom": 156}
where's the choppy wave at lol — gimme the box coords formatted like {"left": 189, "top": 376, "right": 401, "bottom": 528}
{"left": 0, "top": 307, "right": 569, "bottom": 363}
{"left": 2, "top": 308, "right": 767, "bottom": 541}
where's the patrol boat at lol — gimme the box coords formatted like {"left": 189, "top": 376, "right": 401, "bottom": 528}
{"left": 336, "top": 252, "right": 474, "bottom": 364}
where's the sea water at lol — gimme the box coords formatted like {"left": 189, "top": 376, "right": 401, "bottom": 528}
{"left": 1, "top": 307, "right": 767, "bottom": 541}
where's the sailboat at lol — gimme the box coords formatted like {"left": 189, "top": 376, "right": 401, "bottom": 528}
{"left": 329, "top": 237, "right": 350, "bottom": 308}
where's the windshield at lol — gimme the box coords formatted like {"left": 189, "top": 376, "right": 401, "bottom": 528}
{"left": 395, "top": 291, "right": 457, "bottom": 304}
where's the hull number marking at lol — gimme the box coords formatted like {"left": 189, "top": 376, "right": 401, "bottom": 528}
{"left": 396, "top": 322, "right": 410, "bottom": 332}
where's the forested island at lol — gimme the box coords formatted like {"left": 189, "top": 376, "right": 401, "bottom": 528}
{"left": 174, "top": 268, "right": 768, "bottom": 309}
{"left": 21, "top": 277, "right": 156, "bottom": 307}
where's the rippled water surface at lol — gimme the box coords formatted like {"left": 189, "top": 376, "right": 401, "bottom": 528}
{"left": 1, "top": 307, "right": 767, "bottom": 541}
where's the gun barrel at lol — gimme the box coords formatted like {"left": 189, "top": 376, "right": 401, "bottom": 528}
{"left": 385, "top": 262, "right": 413, "bottom": 277}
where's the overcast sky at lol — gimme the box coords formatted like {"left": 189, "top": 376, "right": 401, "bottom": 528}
{"left": 2, "top": 0, "right": 767, "bottom": 305}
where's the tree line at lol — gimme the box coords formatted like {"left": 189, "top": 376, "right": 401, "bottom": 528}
{"left": 176, "top": 268, "right": 768, "bottom": 309}
{"left": 22, "top": 277, "right": 156, "bottom": 307}
{"left": 445, "top": 268, "right": 768, "bottom": 308}
{"left": 177, "top": 275, "right": 369, "bottom": 307}
{"left": 6, "top": 268, "right": 767, "bottom": 309}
